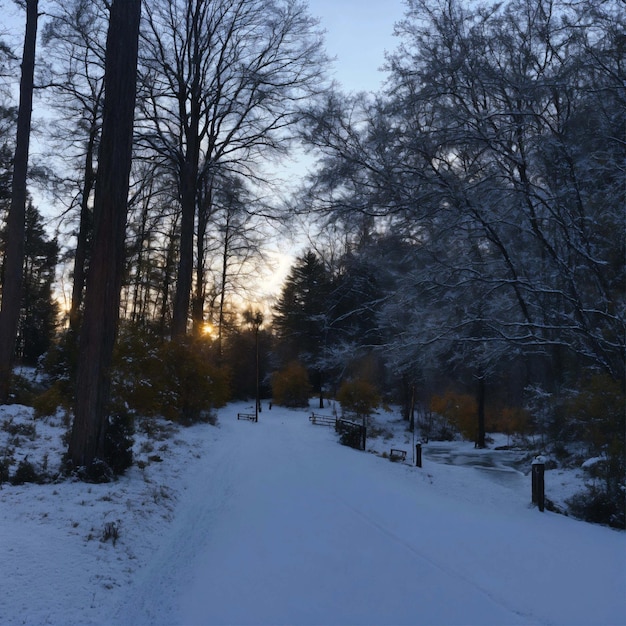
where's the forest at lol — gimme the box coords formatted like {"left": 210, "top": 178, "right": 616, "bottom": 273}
{"left": 0, "top": 0, "right": 624, "bottom": 527}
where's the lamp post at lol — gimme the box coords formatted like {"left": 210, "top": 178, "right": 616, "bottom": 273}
{"left": 244, "top": 309, "right": 263, "bottom": 422}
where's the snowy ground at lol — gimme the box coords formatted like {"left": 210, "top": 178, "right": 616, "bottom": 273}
{"left": 0, "top": 401, "right": 624, "bottom": 625}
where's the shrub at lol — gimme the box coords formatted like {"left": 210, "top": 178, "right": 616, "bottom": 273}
{"left": 154, "top": 338, "right": 230, "bottom": 423}
{"left": 335, "top": 419, "right": 365, "bottom": 450}
{"left": 271, "top": 361, "right": 311, "bottom": 408}
{"left": 11, "top": 459, "right": 40, "bottom": 485}
{"left": 33, "top": 381, "right": 71, "bottom": 418}
{"left": 337, "top": 379, "right": 380, "bottom": 420}
{"left": 103, "top": 411, "right": 134, "bottom": 475}
{"left": 101, "top": 521, "right": 120, "bottom": 545}
{"left": 430, "top": 391, "right": 478, "bottom": 441}
{"left": 567, "top": 482, "right": 625, "bottom": 530}
{"left": 70, "top": 458, "right": 115, "bottom": 484}
{"left": 563, "top": 373, "right": 624, "bottom": 454}
{"left": 561, "top": 374, "right": 625, "bottom": 528}
{"left": 111, "top": 326, "right": 164, "bottom": 417}
{"left": 2, "top": 419, "right": 36, "bottom": 439}
{"left": 9, "top": 373, "right": 39, "bottom": 405}
{"left": 40, "top": 330, "right": 78, "bottom": 398}
{"left": 0, "top": 459, "right": 9, "bottom": 485}
{"left": 494, "top": 406, "right": 530, "bottom": 443}
{"left": 112, "top": 330, "right": 230, "bottom": 424}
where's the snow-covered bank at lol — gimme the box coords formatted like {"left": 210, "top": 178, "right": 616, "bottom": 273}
{"left": 1, "top": 403, "right": 624, "bottom": 625}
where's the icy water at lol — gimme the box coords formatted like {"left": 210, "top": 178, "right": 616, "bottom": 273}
{"left": 423, "top": 441, "right": 531, "bottom": 487}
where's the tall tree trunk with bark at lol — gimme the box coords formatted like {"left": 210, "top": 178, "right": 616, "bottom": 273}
{"left": 171, "top": 100, "right": 200, "bottom": 337}
{"left": 0, "top": 0, "right": 38, "bottom": 404}
{"left": 476, "top": 375, "right": 486, "bottom": 449}
{"left": 192, "top": 178, "right": 212, "bottom": 337}
{"left": 68, "top": 0, "right": 141, "bottom": 469}
{"left": 68, "top": 123, "right": 98, "bottom": 333}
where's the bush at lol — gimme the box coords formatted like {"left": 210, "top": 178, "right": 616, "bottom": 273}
{"left": 112, "top": 330, "right": 230, "bottom": 424}
{"left": 337, "top": 379, "right": 380, "bottom": 420}
{"left": 155, "top": 338, "right": 230, "bottom": 423}
{"left": 11, "top": 459, "right": 41, "bottom": 485}
{"left": 74, "top": 458, "right": 115, "bottom": 484}
{"left": 40, "top": 330, "right": 78, "bottom": 398}
{"left": 33, "top": 382, "right": 72, "bottom": 418}
{"left": 335, "top": 419, "right": 365, "bottom": 450}
{"left": 493, "top": 406, "right": 530, "bottom": 442}
{"left": 103, "top": 411, "right": 134, "bottom": 475}
{"left": 563, "top": 373, "right": 624, "bottom": 453}
{"left": 567, "top": 483, "right": 625, "bottom": 530}
{"left": 8, "top": 373, "right": 39, "bottom": 405}
{"left": 271, "top": 362, "right": 311, "bottom": 408}
{"left": 561, "top": 374, "right": 625, "bottom": 528}
{"left": 430, "top": 391, "right": 478, "bottom": 441}
{"left": 2, "top": 419, "right": 36, "bottom": 439}
{"left": 0, "top": 459, "right": 9, "bottom": 485}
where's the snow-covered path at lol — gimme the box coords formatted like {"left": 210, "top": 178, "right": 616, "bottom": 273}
{"left": 112, "top": 406, "right": 626, "bottom": 626}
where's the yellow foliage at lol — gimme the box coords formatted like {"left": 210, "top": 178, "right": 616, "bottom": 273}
{"left": 565, "top": 373, "right": 625, "bottom": 452}
{"left": 271, "top": 361, "right": 311, "bottom": 408}
{"left": 495, "top": 406, "right": 530, "bottom": 436}
{"left": 430, "top": 390, "right": 477, "bottom": 440}
{"left": 337, "top": 379, "right": 380, "bottom": 418}
{"left": 32, "top": 382, "right": 71, "bottom": 419}
{"left": 113, "top": 331, "right": 230, "bottom": 423}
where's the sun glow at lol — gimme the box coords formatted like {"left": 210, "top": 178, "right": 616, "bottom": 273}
{"left": 202, "top": 322, "right": 217, "bottom": 338}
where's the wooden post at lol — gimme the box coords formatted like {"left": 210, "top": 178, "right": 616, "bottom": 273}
{"left": 532, "top": 456, "right": 546, "bottom": 512}
{"left": 416, "top": 442, "right": 422, "bottom": 468}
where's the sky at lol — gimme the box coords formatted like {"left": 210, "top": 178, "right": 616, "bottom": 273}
{"left": 3, "top": 0, "right": 407, "bottom": 93}
{"left": 0, "top": 0, "right": 409, "bottom": 302}
{"left": 262, "top": 1, "right": 408, "bottom": 296}
{"left": 306, "top": 0, "right": 406, "bottom": 93}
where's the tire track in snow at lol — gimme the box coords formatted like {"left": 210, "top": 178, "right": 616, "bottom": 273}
{"left": 333, "top": 494, "right": 534, "bottom": 625}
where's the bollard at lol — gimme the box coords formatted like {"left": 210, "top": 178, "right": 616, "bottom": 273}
{"left": 416, "top": 442, "right": 422, "bottom": 468}
{"left": 532, "top": 456, "right": 546, "bottom": 512}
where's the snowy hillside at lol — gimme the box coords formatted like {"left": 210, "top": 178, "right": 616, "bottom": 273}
{"left": 0, "top": 402, "right": 624, "bottom": 625}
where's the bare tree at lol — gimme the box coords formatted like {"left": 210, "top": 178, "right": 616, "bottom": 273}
{"left": 67, "top": 0, "right": 141, "bottom": 470}
{"left": 40, "top": 0, "right": 108, "bottom": 333}
{"left": 138, "top": 0, "right": 327, "bottom": 337}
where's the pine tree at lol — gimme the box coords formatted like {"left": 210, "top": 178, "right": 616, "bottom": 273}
{"left": 17, "top": 202, "right": 59, "bottom": 365}
{"left": 273, "top": 250, "right": 333, "bottom": 405}
{"left": 68, "top": 0, "right": 141, "bottom": 473}
{"left": 0, "top": 0, "right": 38, "bottom": 403}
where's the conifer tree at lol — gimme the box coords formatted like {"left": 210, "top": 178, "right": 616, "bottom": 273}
{"left": 0, "top": 0, "right": 38, "bottom": 403}
{"left": 274, "top": 250, "right": 333, "bottom": 406}
{"left": 68, "top": 0, "right": 141, "bottom": 472}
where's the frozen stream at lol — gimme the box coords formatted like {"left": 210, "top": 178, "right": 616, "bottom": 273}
{"left": 422, "top": 441, "right": 532, "bottom": 487}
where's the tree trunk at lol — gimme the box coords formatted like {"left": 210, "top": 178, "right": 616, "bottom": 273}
{"left": 68, "top": 0, "right": 141, "bottom": 469}
{"left": 171, "top": 88, "right": 201, "bottom": 338}
{"left": 0, "top": 0, "right": 38, "bottom": 404}
{"left": 476, "top": 375, "right": 486, "bottom": 449}
{"left": 192, "top": 197, "right": 208, "bottom": 336}
{"left": 68, "top": 124, "right": 97, "bottom": 334}
{"left": 171, "top": 171, "right": 195, "bottom": 337}
{"left": 158, "top": 224, "right": 176, "bottom": 339}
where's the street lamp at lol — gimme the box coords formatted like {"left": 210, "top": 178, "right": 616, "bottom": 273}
{"left": 243, "top": 309, "right": 263, "bottom": 422}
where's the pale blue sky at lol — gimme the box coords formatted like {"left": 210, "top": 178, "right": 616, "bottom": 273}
{"left": 3, "top": 1, "right": 406, "bottom": 93}
{"left": 306, "top": 0, "right": 406, "bottom": 93}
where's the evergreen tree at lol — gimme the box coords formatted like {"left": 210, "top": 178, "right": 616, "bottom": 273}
{"left": 68, "top": 0, "right": 141, "bottom": 473}
{"left": 0, "top": 0, "right": 38, "bottom": 403}
{"left": 17, "top": 202, "right": 58, "bottom": 365}
{"left": 273, "top": 250, "right": 333, "bottom": 405}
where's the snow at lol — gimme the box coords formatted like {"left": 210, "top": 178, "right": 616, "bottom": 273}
{"left": 1, "top": 402, "right": 625, "bottom": 625}
{"left": 581, "top": 456, "right": 605, "bottom": 469}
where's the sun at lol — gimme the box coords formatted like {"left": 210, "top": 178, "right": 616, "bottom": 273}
{"left": 202, "top": 322, "right": 216, "bottom": 338}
